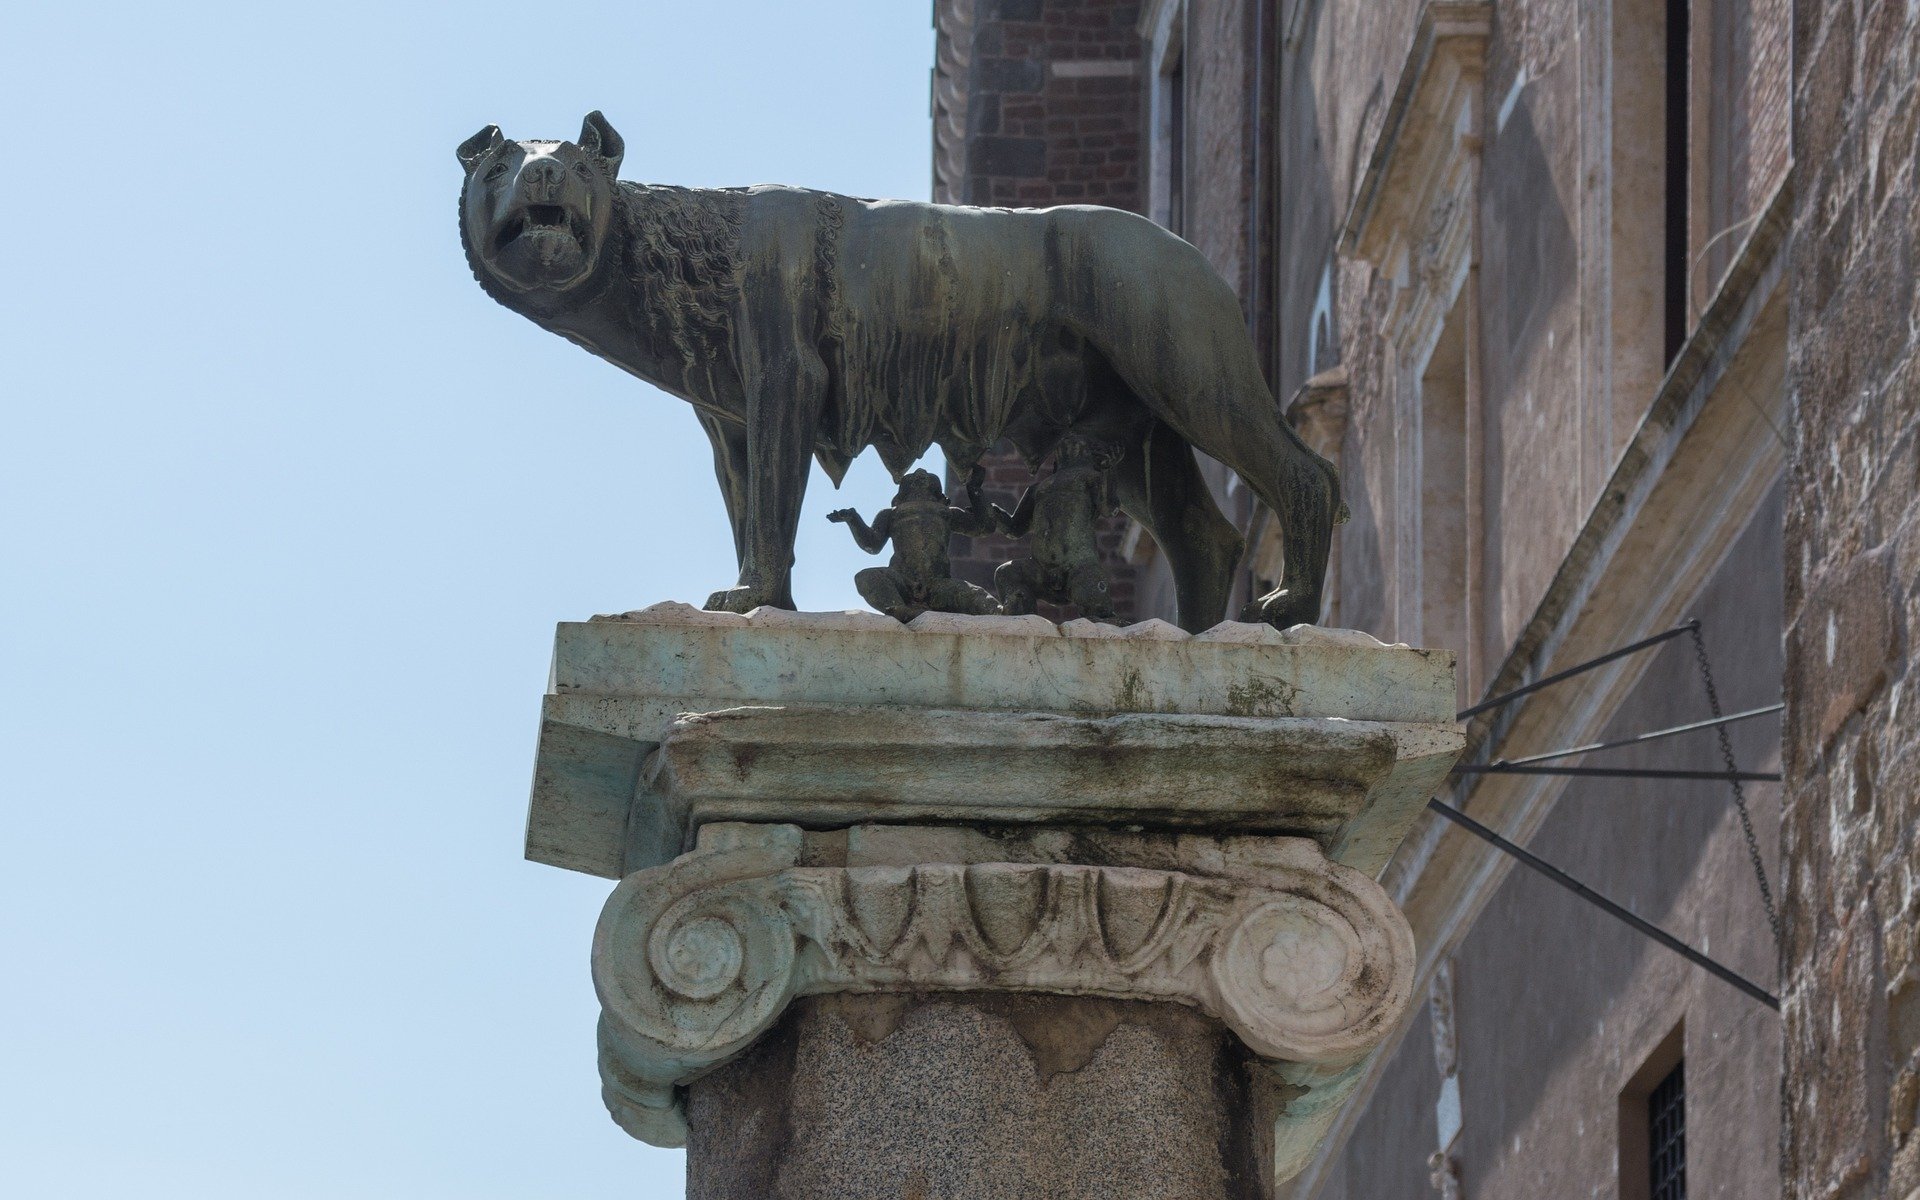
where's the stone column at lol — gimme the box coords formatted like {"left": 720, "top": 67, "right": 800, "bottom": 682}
{"left": 527, "top": 605, "right": 1461, "bottom": 1198}
{"left": 686, "top": 993, "right": 1260, "bottom": 1199}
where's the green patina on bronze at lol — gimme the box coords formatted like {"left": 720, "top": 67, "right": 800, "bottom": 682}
{"left": 458, "top": 112, "right": 1343, "bottom": 630}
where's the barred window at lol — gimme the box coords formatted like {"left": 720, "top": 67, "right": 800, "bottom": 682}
{"left": 1648, "top": 1061, "right": 1686, "bottom": 1200}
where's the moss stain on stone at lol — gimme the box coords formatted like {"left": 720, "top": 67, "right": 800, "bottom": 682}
{"left": 1225, "top": 677, "right": 1299, "bottom": 717}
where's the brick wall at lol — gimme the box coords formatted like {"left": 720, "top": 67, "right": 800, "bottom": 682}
{"left": 1783, "top": 2, "right": 1920, "bottom": 1197}
{"left": 935, "top": 0, "right": 1145, "bottom": 619}
{"left": 950, "top": 0, "right": 1144, "bottom": 209}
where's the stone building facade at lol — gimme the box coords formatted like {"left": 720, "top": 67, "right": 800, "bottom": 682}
{"left": 934, "top": 0, "right": 1916, "bottom": 1196}
{"left": 1783, "top": 2, "right": 1920, "bottom": 1197}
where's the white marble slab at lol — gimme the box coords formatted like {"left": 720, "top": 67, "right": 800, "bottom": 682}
{"left": 529, "top": 605, "right": 1460, "bottom": 878}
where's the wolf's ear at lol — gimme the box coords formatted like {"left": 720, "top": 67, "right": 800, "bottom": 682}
{"left": 578, "top": 111, "right": 625, "bottom": 174}
{"left": 457, "top": 125, "right": 503, "bottom": 171}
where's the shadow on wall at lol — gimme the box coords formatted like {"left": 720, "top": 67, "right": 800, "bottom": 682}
{"left": 1476, "top": 82, "right": 1576, "bottom": 652}
{"left": 1454, "top": 483, "right": 1785, "bottom": 1185}
{"left": 1488, "top": 89, "right": 1575, "bottom": 364}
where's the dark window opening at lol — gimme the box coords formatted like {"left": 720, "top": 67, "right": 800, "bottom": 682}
{"left": 1648, "top": 1060, "right": 1687, "bottom": 1200}
{"left": 1663, "top": 0, "right": 1691, "bottom": 363}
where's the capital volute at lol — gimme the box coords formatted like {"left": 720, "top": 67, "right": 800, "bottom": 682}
{"left": 590, "top": 823, "right": 1415, "bottom": 1148}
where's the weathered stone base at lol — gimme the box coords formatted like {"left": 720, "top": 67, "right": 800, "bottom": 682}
{"left": 537, "top": 609, "right": 1459, "bottom": 1190}
{"left": 687, "top": 993, "right": 1265, "bottom": 1200}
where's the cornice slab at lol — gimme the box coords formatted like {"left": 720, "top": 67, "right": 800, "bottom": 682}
{"left": 529, "top": 607, "right": 1461, "bottom": 878}
{"left": 1339, "top": 1, "right": 1491, "bottom": 263}
{"left": 651, "top": 705, "right": 1403, "bottom": 839}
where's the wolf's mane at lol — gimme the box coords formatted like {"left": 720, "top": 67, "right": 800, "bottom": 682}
{"left": 619, "top": 183, "right": 744, "bottom": 374}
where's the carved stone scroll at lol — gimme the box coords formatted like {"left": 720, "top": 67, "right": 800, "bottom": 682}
{"left": 592, "top": 825, "right": 1415, "bottom": 1146}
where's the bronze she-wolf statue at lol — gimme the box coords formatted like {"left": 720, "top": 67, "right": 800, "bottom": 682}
{"left": 457, "top": 111, "right": 1342, "bottom": 630}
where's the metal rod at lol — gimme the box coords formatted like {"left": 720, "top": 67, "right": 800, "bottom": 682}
{"left": 1454, "top": 764, "right": 1781, "bottom": 782}
{"left": 1456, "top": 620, "right": 1701, "bottom": 720}
{"left": 1495, "top": 702, "right": 1785, "bottom": 766}
{"left": 1426, "top": 798, "right": 1780, "bottom": 1010}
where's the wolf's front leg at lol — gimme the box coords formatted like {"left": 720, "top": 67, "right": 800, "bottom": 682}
{"left": 704, "top": 351, "right": 823, "bottom": 614}
{"left": 699, "top": 413, "right": 750, "bottom": 567}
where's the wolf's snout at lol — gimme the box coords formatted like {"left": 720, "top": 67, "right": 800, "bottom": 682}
{"left": 520, "top": 158, "right": 565, "bottom": 202}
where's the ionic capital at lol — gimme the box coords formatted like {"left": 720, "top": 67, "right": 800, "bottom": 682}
{"left": 591, "top": 825, "right": 1414, "bottom": 1146}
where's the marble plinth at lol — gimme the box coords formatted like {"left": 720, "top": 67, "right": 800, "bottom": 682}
{"left": 529, "top": 603, "right": 1459, "bottom": 878}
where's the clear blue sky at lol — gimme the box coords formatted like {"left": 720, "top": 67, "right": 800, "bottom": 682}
{"left": 1, "top": 3, "right": 935, "bottom": 1195}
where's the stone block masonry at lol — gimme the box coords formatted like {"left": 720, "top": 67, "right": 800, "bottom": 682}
{"left": 1784, "top": 1, "right": 1920, "bottom": 1197}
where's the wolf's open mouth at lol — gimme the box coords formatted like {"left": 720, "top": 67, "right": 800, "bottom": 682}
{"left": 494, "top": 204, "right": 577, "bottom": 252}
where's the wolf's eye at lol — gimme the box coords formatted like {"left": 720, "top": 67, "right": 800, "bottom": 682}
{"left": 483, "top": 161, "right": 508, "bottom": 182}
{"left": 572, "top": 160, "right": 592, "bottom": 176}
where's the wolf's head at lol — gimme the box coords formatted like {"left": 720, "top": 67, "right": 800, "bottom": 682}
{"left": 458, "top": 112, "right": 623, "bottom": 301}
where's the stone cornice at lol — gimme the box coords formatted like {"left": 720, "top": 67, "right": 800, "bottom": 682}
{"left": 648, "top": 705, "right": 1452, "bottom": 848}
{"left": 530, "top": 608, "right": 1458, "bottom": 878}
{"left": 1338, "top": 1, "right": 1492, "bottom": 262}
